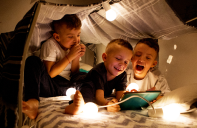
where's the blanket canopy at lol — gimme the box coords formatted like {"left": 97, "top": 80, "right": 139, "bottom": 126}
{"left": 0, "top": 0, "right": 197, "bottom": 127}
{"left": 30, "top": 0, "right": 197, "bottom": 54}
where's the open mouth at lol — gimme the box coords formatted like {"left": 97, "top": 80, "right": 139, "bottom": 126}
{"left": 136, "top": 65, "right": 144, "bottom": 71}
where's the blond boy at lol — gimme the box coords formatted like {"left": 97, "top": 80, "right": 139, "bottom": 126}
{"left": 65, "top": 39, "right": 133, "bottom": 115}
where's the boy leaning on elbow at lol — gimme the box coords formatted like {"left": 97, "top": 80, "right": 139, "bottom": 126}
{"left": 64, "top": 39, "right": 134, "bottom": 115}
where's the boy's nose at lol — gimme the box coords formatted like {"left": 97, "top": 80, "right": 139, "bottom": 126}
{"left": 138, "top": 57, "right": 145, "bottom": 63}
{"left": 119, "top": 61, "right": 125, "bottom": 66}
{"left": 74, "top": 41, "right": 79, "bottom": 45}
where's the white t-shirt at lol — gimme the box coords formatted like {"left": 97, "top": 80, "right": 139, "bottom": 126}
{"left": 126, "top": 69, "right": 171, "bottom": 95}
{"left": 40, "top": 37, "right": 71, "bottom": 80}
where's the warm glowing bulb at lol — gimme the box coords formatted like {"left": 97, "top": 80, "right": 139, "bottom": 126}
{"left": 106, "top": 9, "right": 117, "bottom": 21}
{"left": 66, "top": 88, "right": 76, "bottom": 100}
{"left": 126, "top": 83, "right": 139, "bottom": 92}
{"left": 162, "top": 103, "right": 180, "bottom": 120}
{"left": 83, "top": 102, "right": 98, "bottom": 116}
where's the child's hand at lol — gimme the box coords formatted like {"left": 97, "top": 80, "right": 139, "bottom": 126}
{"left": 146, "top": 87, "right": 155, "bottom": 91}
{"left": 150, "top": 95, "right": 163, "bottom": 104}
{"left": 67, "top": 44, "right": 82, "bottom": 60}
{"left": 78, "top": 44, "right": 86, "bottom": 57}
{"left": 107, "top": 98, "right": 121, "bottom": 112}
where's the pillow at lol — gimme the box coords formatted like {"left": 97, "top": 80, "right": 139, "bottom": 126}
{"left": 79, "top": 62, "right": 93, "bottom": 73}
{"left": 79, "top": 69, "right": 89, "bottom": 73}
{"left": 147, "top": 84, "right": 197, "bottom": 113}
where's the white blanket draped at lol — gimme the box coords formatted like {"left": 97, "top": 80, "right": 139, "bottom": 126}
{"left": 29, "top": 0, "right": 197, "bottom": 54}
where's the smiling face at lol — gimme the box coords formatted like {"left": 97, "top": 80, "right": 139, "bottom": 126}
{"left": 102, "top": 44, "right": 133, "bottom": 81}
{"left": 131, "top": 43, "right": 157, "bottom": 80}
{"left": 53, "top": 24, "right": 81, "bottom": 50}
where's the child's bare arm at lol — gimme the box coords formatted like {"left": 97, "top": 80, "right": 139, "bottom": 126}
{"left": 44, "top": 44, "right": 81, "bottom": 78}
{"left": 115, "top": 90, "right": 125, "bottom": 101}
{"left": 95, "top": 89, "right": 109, "bottom": 105}
{"left": 43, "top": 60, "right": 68, "bottom": 78}
{"left": 95, "top": 89, "right": 121, "bottom": 112}
{"left": 70, "top": 44, "right": 86, "bottom": 74}
{"left": 71, "top": 57, "right": 80, "bottom": 75}
{"left": 104, "top": 90, "right": 124, "bottom": 112}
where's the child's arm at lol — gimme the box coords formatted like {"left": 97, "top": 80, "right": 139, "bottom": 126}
{"left": 95, "top": 89, "right": 121, "bottom": 112}
{"left": 95, "top": 89, "right": 109, "bottom": 105}
{"left": 115, "top": 90, "right": 125, "bottom": 101}
{"left": 44, "top": 44, "right": 82, "bottom": 78}
{"left": 70, "top": 44, "right": 86, "bottom": 75}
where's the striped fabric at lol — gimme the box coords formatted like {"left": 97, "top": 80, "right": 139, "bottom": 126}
{"left": 0, "top": 2, "right": 38, "bottom": 128}
{"left": 0, "top": 32, "right": 14, "bottom": 80}
{"left": 26, "top": 97, "right": 197, "bottom": 128}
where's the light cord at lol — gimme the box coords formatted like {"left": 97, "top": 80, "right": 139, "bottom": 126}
{"left": 98, "top": 95, "right": 155, "bottom": 113}
{"left": 23, "top": 95, "right": 156, "bottom": 128}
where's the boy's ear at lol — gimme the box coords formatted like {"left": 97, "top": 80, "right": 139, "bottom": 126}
{"left": 102, "top": 53, "right": 107, "bottom": 61}
{"left": 151, "top": 60, "right": 158, "bottom": 68}
{"left": 53, "top": 33, "right": 60, "bottom": 42}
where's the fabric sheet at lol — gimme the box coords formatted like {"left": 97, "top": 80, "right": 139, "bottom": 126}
{"left": 29, "top": 0, "right": 197, "bottom": 55}
{"left": 81, "top": 0, "right": 197, "bottom": 45}
{"left": 26, "top": 96, "right": 197, "bottom": 128}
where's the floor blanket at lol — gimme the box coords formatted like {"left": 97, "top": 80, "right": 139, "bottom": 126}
{"left": 26, "top": 96, "right": 197, "bottom": 128}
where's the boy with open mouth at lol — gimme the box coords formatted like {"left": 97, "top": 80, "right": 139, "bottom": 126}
{"left": 127, "top": 38, "right": 171, "bottom": 101}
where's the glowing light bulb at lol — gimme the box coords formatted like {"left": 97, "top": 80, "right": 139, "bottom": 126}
{"left": 102, "top": 2, "right": 117, "bottom": 21}
{"left": 162, "top": 103, "right": 180, "bottom": 120}
{"left": 126, "top": 83, "right": 139, "bottom": 92}
{"left": 66, "top": 88, "right": 76, "bottom": 100}
{"left": 148, "top": 103, "right": 181, "bottom": 120}
{"left": 106, "top": 9, "right": 117, "bottom": 21}
{"left": 83, "top": 102, "right": 98, "bottom": 116}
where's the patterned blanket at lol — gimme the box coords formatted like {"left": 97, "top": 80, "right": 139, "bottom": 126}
{"left": 25, "top": 96, "right": 197, "bottom": 128}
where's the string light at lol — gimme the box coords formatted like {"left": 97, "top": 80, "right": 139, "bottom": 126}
{"left": 82, "top": 95, "right": 155, "bottom": 117}
{"left": 66, "top": 88, "right": 76, "bottom": 100}
{"left": 148, "top": 103, "right": 181, "bottom": 120}
{"left": 102, "top": 1, "right": 117, "bottom": 21}
{"left": 65, "top": 88, "right": 181, "bottom": 120}
{"left": 126, "top": 83, "right": 139, "bottom": 92}
{"left": 65, "top": 87, "right": 155, "bottom": 117}
{"left": 83, "top": 102, "right": 99, "bottom": 117}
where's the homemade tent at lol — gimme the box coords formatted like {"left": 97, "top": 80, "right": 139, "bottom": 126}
{"left": 0, "top": 0, "right": 197, "bottom": 127}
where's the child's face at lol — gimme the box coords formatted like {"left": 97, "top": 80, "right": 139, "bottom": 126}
{"left": 54, "top": 24, "right": 81, "bottom": 50}
{"left": 131, "top": 43, "right": 157, "bottom": 80}
{"left": 103, "top": 45, "right": 133, "bottom": 80}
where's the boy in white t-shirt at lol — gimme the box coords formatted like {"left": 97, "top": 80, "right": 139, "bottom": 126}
{"left": 126, "top": 38, "right": 170, "bottom": 100}
{"left": 22, "top": 14, "right": 86, "bottom": 119}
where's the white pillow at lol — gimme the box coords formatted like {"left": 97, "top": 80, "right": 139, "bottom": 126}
{"left": 147, "top": 84, "right": 197, "bottom": 113}
{"left": 79, "top": 62, "right": 93, "bottom": 71}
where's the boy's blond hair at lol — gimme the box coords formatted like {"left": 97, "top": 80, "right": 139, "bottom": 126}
{"left": 105, "top": 39, "right": 133, "bottom": 54}
{"left": 51, "top": 14, "right": 81, "bottom": 34}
